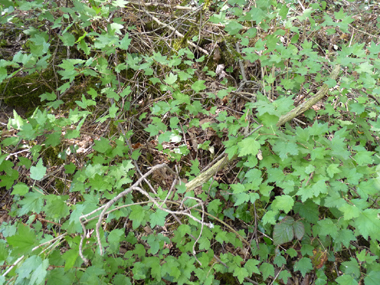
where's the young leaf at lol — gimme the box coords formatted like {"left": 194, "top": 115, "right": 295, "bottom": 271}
{"left": 164, "top": 73, "right": 177, "bottom": 85}
{"left": 294, "top": 257, "right": 313, "bottom": 277}
{"left": 237, "top": 137, "right": 260, "bottom": 157}
{"left": 259, "top": 263, "right": 274, "bottom": 281}
{"left": 191, "top": 80, "right": 207, "bottom": 92}
{"left": 30, "top": 159, "right": 46, "bottom": 181}
{"left": 244, "top": 259, "right": 260, "bottom": 275}
{"left": 93, "top": 138, "right": 112, "bottom": 154}
{"left": 233, "top": 267, "right": 248, "bottom": 283}
{"left": 12, "top": 183, "right": 29, "bottom": 195}
{"left": 272, "top": 195, "right": 294, "bottom": 214}
{"left": 150, "top": 209, "right": 168, "bottom": 228}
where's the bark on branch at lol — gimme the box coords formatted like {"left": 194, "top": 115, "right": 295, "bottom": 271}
{"left": 186, "top": 155, "right": 233, "bottom": 192}
{"left": 276, "top": 65, "right": 341, "bottom": 127}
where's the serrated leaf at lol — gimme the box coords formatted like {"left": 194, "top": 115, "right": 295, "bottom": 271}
{"left": 231, "top": 183, "right": 246, "bottom": 194}
{"left": 150, "top": 209, "right": 168, "bottom": 228}
{"left": 305, "top": 165, "right": 315, "bottom": 174}
{"left": 317, "top": 218, "right": 339, "bottom": 239}
{"left": 259, "top": 263, "right": 274, "bottom": 280}
{"left": 30, "top": 159, "right": 46, "bottom": 181}
{"left": 294, "top": 200, "right": 319, "bottom": 223}
{"left": 93, "top": 137, "right": 112, "bottom": 154}
{"left": 129, "top": 205, "right": 146, "bottom": 229}
{"left": 146, "top": 256, "right": 161, "bottom": 280}
{"left": 62, "top": 248, "right": 79, "bottom": 271}
{"left": 279, "top": 5, "right": 289, "bottom": 19}
{"left": 273, "top": 140, "right": 299, "bottom": 160}
{"left": 40, "top": 92, "right": 57, "bottom": 101}
{"left": 191, "top": 80, "right": 207, "bottom": 92}
{"left": 144, "top": 236, "right": 158, "bottom": 255}
{"left": 234, "top": 193, "right": 250, "bottom": 206}
{"left": 45, "top": 131, "right": 61, "bottom": 147}
{"left": 59, "top": 33, "right": 75, "bottom": 46}
{"left": 353, "top": 209, "right": 380, "bottom": 240}
{"left": 364, "top": 270, "right": 380, "bottom": 285}
{"left": 341, "top": 258, "right": 360, "bottom": 278}
{"left": 237, "top": 137, "right": 260, "bottom": 157}
{"left": 339, "top": 203, "right": 360, "bottom": 220}
{"left": 336, "top": 274, "right": 359, "bottom": 285}
{"left": 80, "top": 266, "right": 107, "bottom": 284}
{"left": 30, "top": 259, "right": 49, "bottom": 285}
{"left": 178, "top": 71, "right": 192, "bottom": 81}
{"left": 273, "top": 216, "right": 294, "bottom": 245}
{"left": 46, "top": 195, "right": 70, "bottom": 220}
{"left": 294, "top": 257, "right": 313, "bottom": 277}
{"left": 225, "top": 20, "right": 243, "bottom": 35}
{"left": 12, "top": 183, "right": 29, "bottom": 195}
{"left": 164, "top": 73, "right": 177, "bottom": 85}
{"left": 208, "top": 199, "right": 221, "bottom": 213}
{"left": 7, "top": 224, "right": 36, "bottom": 255}
{"left": 293, "top": 220, "right": 305, "bottom": 240}
{"left": 108, "top": 229, "right": 124, "bottom": 254}
{"left": 64, "top": 163, "right": 76, "bottom": 174}
{"left": 46, "top": 268, "right": 75, "bottom": 285}
{"left": 287, "top": 248, "right": 297, "bottom": 258}
{"left": 244, "top": 168, "right": 262, "bottom": 186}
{"left": 244, "top": 259, "right": 260, "bottom": 275}
{"left": 217, "top": 89, "right": 229, "bottom": 99}
{"left": 112, "top": 0, "right": 129, "bottom": 7}
{"left": 279, "top": 270, "right": 292, "bottom": 284}
{"left": 327, "top": 163, "right": 341, "bottom": 178}
{"left": 272, "top": 195, "right": 294, "bottom": 214}
{"left": 16, "top": 255, "right": 40, "bottom": 281}
{"left": 18, "top": 191, "right": 44, "bottom": 216}
{"left": 233, "top": 267, "right": 248, "bottom": 283}
{"left": 262, "top": 210, "right": 278, "bottom": 225}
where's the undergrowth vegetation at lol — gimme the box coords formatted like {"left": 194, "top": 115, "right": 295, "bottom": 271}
{"left": 1, "top": 0, "right": 380, "bottom": 284}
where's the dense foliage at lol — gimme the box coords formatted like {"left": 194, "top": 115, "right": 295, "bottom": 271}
{"left": 1, "top": 0, "right": 380, "bottom": 284}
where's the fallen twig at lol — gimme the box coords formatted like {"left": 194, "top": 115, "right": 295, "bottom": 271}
{"left": 276, "top": 65, "right": 341, "bottom": 127}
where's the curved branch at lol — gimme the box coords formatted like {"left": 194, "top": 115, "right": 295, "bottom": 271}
{"left": 276, "top": 65, "right": 341, "bottom": 127}
{"left": 185, "top": 125, "right": 263, "bottom": 192}
{"left": 185, "top": 154, "right": 232, "bottom": 193}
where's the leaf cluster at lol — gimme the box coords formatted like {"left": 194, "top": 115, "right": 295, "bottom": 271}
{"left": 1, "top": 0, "right": 380, "bottom": 284}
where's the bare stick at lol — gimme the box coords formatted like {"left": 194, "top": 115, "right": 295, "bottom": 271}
{"left": 142, "top": 6, "right": 209, "bottom": 55}
{"left": 236, "top": 42, "right": 247, "bottom": 83}
{"left": 87, "top": 164, "right": 212, "bottom": 259}
{"left": 185, "top": 125, "right": 263, "bottom": 192}
{"left": 276, "top": 65, "right": 341, "bottom": 127}
{"left": 129, "top": 1, "right": 199, "bottom": 10}
{"left": 2, "top": 234, "right": 66, "bottom": 277}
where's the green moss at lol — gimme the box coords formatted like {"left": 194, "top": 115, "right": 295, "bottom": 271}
{"left": 55, "top": 179, "right": 66, "bottom": 194}
{"left": 215, "top": 272, "right": 240, "bottom": 285}
{"left": 0, "top": 69, "right": 54, "bottom": 116}
{"left": 43, "top": 146, "right": 64, "bottom": 168}
{"left": 249, "top": 199, "right": 266, "bottom": 219}
{"left": 108, "top": 121, "right": 119, "bottom": 137}
{"left": 146, "top": 152, "right": 154, "bottom": 164}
